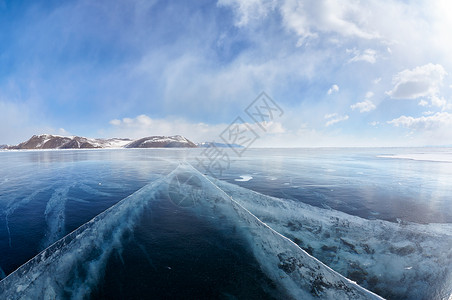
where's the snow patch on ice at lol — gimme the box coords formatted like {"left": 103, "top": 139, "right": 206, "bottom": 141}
{"left": 235, "top": 175, "right": 253, "bottom": 182}
{"left": 42, "top": 185, "right": 73, "bottom": 249}
{"left": 378, "top": 153, "right": 452, "bottom": 163}
{"left": 78, "top": 183, "right": 112, "bottom": 197}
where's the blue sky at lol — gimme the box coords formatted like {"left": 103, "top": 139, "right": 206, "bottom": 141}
{"left": 1, "top": 0, "right": 452, "bottom": 146}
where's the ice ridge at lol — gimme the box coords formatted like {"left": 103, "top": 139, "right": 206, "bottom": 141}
{"left": 211, "top": 177, "right": 452, "bottom": 300}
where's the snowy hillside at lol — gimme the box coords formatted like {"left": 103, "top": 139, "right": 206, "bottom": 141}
{"left": 7, "top": 134, "right": 196, "bottom": 149}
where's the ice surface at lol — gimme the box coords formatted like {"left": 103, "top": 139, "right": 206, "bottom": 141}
{"left": 170, "top": 165, "right": 383, "bottom": 299}
{"left": 3, "top": 180, "right": 93, "bottom": 250}
{"left": 1, "top": 176, "right": 127, "bottom": 253}
{"left": 0, "top": 266, "right": 5, "bottom": 280}
{"left": 3, "top": 187, "right": 47, "bottom": 248}
{"left": 211, "top": 177, "right": 452, "bottom": 300}
{"left": 77, "top": 183, "right": 113, "bottom": 197}
{"left": 0, "top": 164, "right": 383, "bottom": 300}
{"left": 0, "top": 175, "right": 165, "bottom": 299}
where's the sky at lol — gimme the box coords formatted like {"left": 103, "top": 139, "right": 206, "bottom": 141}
{"left": 1, "top": 0, "right": 452, "bottom": 147}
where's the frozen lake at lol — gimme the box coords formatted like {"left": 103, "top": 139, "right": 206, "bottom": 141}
{"left": 0, "top": 148, "right": 451, "bottom": 299}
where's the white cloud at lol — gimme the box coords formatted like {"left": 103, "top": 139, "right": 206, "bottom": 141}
{"left": 365, "top": 91, "right": 374, "bottom": 98}
{"left": 108, "top": 114, "right": 285, "bottom": 143}
{"left": 327, "top": 84, "right": 339, "bottom": 95}
{"left": 325, "top": 114, "right": 349, "bottom": 126}
{"left": 280, "top": 0, "right": 378, "bottom": 45}
{"left": 348, "top": 49, "right": 377, "bottom": 64}
{"left": 418, "top": 99, "right": 429, "bottom": 107}
{"left": 350, "top": 99, "right": 376, "bottom": 113}
{"left": 430, "top": 95, "right": 448, "bottom": 108}
{"left": 324, "top": 113, "right": 337, "bottom": 119}
{"left": 388, "top": 112, "right": 452, "bottom": 130}
{"left": 350, "top": 91, "right": 376, "bottom": 113}
{"left": 387, "top": 64, "right": 448, "bottom": 108}
{"left": 245, "top": 120, "right": 286, "bottom": 134}
{"left": 58, "top": 128, "right": 71, "bottom": 136}
{"left": 109, "top": 119, "right": 121, "bottom": 126}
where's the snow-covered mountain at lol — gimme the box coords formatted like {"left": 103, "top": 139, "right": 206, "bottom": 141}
{"left": 7, "top": 134, "right": 196, "bottom": 149}
{"left": 125, "top": 135, "right": 196, "bottom": 148}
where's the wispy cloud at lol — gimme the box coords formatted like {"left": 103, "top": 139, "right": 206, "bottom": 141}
{"left": 327, "top": 84, "right": 339, "bottom": 95}
{"left": 348, "top": 49, "right": 377, "bottom": 64}
{"left": 108, "top": 115, "right": 224, "bottom": 142}
{"left": 350, "top": 92, "right": 376, "bottom": 113}
{"left": 325, "top": 113, "right": 349, "bottom": 127}
{"left": 108, "top": 114, "right": 285, "bottom": 143}
{"left": 388, "top": 112, "right": 452, "bottom": 130}
{"left": 0, "top": 99, "right": 60, "bottom": 144}
{"left": 351, "top": 100, "right": 376, "bottom": 113}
